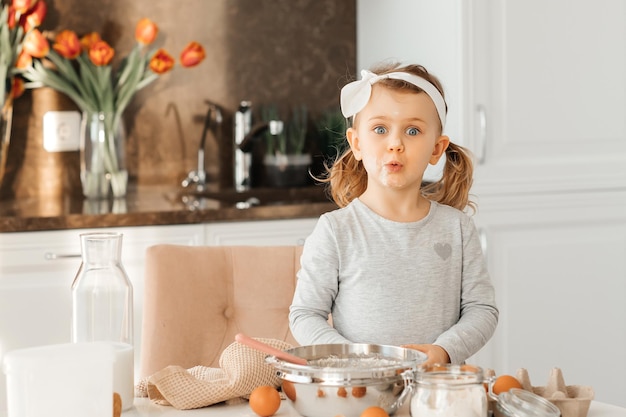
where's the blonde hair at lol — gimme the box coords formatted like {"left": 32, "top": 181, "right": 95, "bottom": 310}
{"left": 321, "top": 63, "right": 475, "bottom": 212}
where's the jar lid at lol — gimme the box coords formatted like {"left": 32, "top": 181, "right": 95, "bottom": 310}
{"left": 497, "top": 388, "right": 560, "bottom": 417}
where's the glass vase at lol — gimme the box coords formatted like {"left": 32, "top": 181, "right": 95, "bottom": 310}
{"left": 80, "top": 111, "right": 128, "bottom": 199}
{"left": 0, "top": 96, "right": 13, "bottom": 188}
{"left": 71, "top": 232, "right": 134, "bottom": 410}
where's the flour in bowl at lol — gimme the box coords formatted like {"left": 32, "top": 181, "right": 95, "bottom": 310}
{"left": 308, "top": 354, "right": 402, "bottom": 369}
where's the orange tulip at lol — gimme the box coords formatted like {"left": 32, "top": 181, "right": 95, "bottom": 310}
{"left": 53, "top": 30, "right": 81, "bottom": 59}
{"left": 149, "top": 49, "right": 175, "bottom": 74}
{"left": 80, "top": 32, "right": 101, "bottom": 53}
{"left": 11, "top": 78, "right": 25, "bottom": 99}
{"left": 179, "top": 41, "right": 205, "bottom": 68}
{"left": 19, "top": 0, "right": 46, "bottom": 31}
{"left": 7, "top": 6, "right": 17, "bottom": 29}
{"left": 11, "top": 0, "right": 37, "bottom": 14}
{"left": 15, "top": 51, "right": 32, "bottom": 68}
{"left": 22, "top": 29, "right": 49, "bottom": 58}
{"left": 135, "top": 17, "right": 158, "bottom": 45}
{"left": 88, "top": 40, "right": 115, "bottom": 66}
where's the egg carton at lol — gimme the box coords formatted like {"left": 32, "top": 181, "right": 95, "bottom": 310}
{"left": 486, "top": 367, "right": 594, "bottom": 417}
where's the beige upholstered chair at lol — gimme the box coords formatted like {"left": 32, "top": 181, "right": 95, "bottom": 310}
{"left": 139, "top": 244, "right": 303, "bottom": 379}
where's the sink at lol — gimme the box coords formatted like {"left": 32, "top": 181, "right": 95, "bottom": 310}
{"left": 172, "top": 186, "right": 332, "bottom": 211}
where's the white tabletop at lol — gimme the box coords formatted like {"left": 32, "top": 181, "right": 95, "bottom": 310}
{"left": 126, "top": 397, "right": 626, "bottom": 417}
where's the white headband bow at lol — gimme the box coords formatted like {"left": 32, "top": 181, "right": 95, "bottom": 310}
{"left": 340, "top": 69, "right": 447, "bottom": 128}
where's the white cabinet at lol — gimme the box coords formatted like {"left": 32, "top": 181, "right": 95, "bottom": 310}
{"left": 463, "top": 2, "right": 626, "bottom": 407}
{"left": 0, "top": 224, "right": 203, "bottom": 414}
{"left": 465, "top": 0, "right": 626, "bottom": 196}
{"left": 358, "top": 0, "right": 626, "bottom": 407}
{"left": 204, "top": 218, "right": 318, "bottom": 246}
{"left": 468, "top": 190, "right": 626, "bottom": 406}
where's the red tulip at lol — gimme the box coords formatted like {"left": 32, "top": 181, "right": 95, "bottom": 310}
{"left": 53, "top": 30, "right": 81, "bottom": 59}
{"left": 19, "top": 0, "right": 46, "bottom": 31}
{"left": 179, "top": 41, "right": 205, "bottom": 68}
{"left": 11, "top": 0, "right": 37, "bottom": 14}
{"left": 88, "top": 40, "right": 115, "bottom": 66}
{"left": 22, "top": 29, "right": 49, "bottom": 58}
{"left": 149, "top": 49, "right": 175, "bottom": 74}
{"left": 15, "top": 51, "right": 32, "bottom": 68}
{"left": 11, "top": 78, "right": 25, "bottom": 99}
{"left": 135, "top": 18, "right": 158, "bottom": 45}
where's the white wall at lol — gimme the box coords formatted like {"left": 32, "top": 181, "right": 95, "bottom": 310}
{"left": 356, "top": 0, "right": 463, "bottom": 179}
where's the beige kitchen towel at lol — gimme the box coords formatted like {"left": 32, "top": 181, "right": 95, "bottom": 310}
{"left": 135, "top": 338, "right": 292, "bottom": 410}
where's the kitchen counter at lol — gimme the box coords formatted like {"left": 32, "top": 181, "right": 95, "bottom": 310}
{"left": 126, "top": 398, "right": 626, "bottom": 417}
{"left": 0, "top": 184, "right": 337, "bottom": 233}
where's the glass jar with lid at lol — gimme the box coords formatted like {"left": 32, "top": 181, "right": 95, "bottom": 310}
{"left": 410, "top": 363, "right": 487, "bottom": 417}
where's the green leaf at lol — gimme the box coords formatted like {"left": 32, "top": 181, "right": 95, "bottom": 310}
{"left": 115, "top": 44, "right": 141, "bottom": 87}
{"left": 21, "top": 62, "right": 93, "bottom": 111}
{"left": 46, "top": 51, "right": 92, "bottom": 102}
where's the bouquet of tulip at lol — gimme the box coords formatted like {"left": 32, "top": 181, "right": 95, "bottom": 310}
{"left": 0, "top": 0, "right": 47, "bottom": 185}
{"left": 0, "top": 0, "right": 47, "bottom": 109}
{"left": 16, "top": 17, "right": 206, "bottom": 198}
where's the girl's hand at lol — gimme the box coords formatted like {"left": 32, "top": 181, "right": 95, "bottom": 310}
{"left": 402, "top": 344, "right": 450, "bottom": 365}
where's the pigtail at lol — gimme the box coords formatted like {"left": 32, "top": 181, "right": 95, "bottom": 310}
{"left": 422, "top": 142, "right": 476, "bottom": 212}
{"left": 318, "top": 148, "right": 367, "bottom": 208}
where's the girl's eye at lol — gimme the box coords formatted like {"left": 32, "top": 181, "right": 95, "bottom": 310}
{"left": 406, "top": 127, "right": 420, "bottom": 136}
{"left": 373, "top": 126, "right": 387, "bottom": 134}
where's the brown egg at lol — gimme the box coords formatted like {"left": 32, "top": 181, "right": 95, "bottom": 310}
{"left": 112, "top": 392, "right": 121, "bottom": 417}
{"left": 352, "top": 386, "right": 367, "bottom": 398}
{"left": 360, "top": 406, "right": 389, "bottom": 417}
{"left": 493, "top": 375, "right": 523, "bottom": 395}
{"left": 281, "top": 380, "right": 296, "bottom": 401}
{"left": 249, "top": 385, "right": 281, "bottom": 417}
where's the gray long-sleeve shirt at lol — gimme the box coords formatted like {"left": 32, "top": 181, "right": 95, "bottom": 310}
{"left": 289, "top": 198, "right": 498, "bottom": 364}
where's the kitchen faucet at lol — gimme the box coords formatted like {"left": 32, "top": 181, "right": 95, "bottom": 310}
{"left": 238, "top": 119, "right": 284, "bottom": 153}
{"left": 233, "top": 101, "right": 252, "bottom": 191}
{"left": 182, "top": 101, "right": 223, "bottom": 192}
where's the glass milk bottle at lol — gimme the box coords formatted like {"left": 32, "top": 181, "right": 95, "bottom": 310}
{"left": 71, "top": 232, "right": 134, "bottom": 410}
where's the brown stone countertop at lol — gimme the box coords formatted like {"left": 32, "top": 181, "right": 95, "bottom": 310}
{"left": 0, "top": 184, "right": 338, "bottom": 233}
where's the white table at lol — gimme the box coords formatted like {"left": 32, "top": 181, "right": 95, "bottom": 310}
{"left": 126, "top": 397, "right": 626, "bottom": 417}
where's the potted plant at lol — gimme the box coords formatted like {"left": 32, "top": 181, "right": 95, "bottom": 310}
{"left": 261, "top": 103, "right": 312, "bottom": 188}
{"left": 315, "top": 108, "right": 347, "bottom": 162}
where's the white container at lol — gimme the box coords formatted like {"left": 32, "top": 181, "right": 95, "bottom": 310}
{"left": 2, "top": 342, "right": 113, "bottom": 417}
{"left": 112, "top": 342, "right": 134, "bottom": 411}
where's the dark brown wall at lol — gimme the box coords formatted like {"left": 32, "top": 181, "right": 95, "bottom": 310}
{"left": 1, "top": 0, "right": 356, "bottom": 199}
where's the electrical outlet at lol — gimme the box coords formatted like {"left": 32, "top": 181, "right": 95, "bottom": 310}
{"left": 43, "top": 111, "right": 81, "bottom": 152}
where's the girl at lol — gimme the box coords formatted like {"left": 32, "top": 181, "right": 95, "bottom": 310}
{"left": 288, "top": 63, "right": 498, "bottom": 365}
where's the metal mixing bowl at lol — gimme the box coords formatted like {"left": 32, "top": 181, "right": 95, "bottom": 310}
{"left": 265, "top": 343, "right": 427, "bottom": 417}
